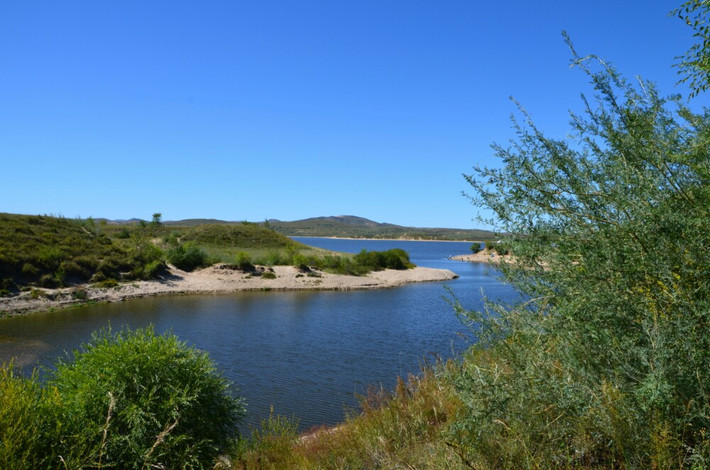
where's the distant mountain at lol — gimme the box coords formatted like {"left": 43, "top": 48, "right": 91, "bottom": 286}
{"left": 100, "top": 215, "right": 495, "bottom": 240}
{"left": 263, "top": 215, "right": 494, "bottom": 241}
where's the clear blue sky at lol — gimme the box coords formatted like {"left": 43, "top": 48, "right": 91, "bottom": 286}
{"left": 0, "top": 1, "right": 702, "bottom": 229}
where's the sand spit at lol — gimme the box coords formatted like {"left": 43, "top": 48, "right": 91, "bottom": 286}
{"left": 0, "top": 264, "right": 458, "bottom": 317}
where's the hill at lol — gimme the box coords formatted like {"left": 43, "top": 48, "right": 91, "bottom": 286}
{"left": 0, "top": 214, "right": 308, "bottom": 293}
{"left": 263, "top": 215, "right": 494, "bottom": 240}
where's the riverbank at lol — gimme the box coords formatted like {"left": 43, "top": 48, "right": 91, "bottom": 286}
{"left": 0, "top": 264, "right": 458, "bottom": 317}
{"left": 449, "top": 250, "right": 511, "bottom": 263}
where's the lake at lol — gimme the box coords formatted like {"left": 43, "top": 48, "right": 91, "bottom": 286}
{"left": 0, "top": 238, "right": 518, "bottom": 433}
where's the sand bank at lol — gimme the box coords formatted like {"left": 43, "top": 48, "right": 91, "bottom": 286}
{"left": 0, "top": 264, "right": 458, "bottom": 317}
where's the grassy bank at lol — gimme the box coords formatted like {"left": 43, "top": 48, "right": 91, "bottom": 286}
{"left": 0, "top": 213, "right": 416, "bottom": 299}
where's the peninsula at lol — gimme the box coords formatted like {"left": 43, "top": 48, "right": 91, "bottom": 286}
{"left": 0, "top": 213, "right": 459, "bottom": 317}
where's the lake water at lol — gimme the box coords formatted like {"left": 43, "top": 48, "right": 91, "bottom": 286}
{"left": 0, "top": 238, "right": 518, "bottom": 433}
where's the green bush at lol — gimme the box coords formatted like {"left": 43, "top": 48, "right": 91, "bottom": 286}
{"left": 235, "top": 251, "right": 255, "bottom": 272}
{"left": 353, "top": 248, "right": 412, "bottom": 271}
{"left": 0, "top": 367, "right": 63, "bottom": 469}
{"left": 51, "top": 327, "right": 245, "bottom": 469}
{"left": 469, "top": 242, "right": 482, "bottom": 254}
{"left": 167, "top": 242, "right": 210, "bottom": 272}
{"left": 93, "top": 278, "right": 119, "bottom": 289}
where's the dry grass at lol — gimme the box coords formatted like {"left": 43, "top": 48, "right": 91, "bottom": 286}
{"left": 233, "top": 361, "right": 467, "bottom": 469}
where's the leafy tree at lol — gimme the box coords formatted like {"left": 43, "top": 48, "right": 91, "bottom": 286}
{"left": 469, "top": 242, "right": 482, "bottom": 254}
{"left": 451, "top": 36, "right": 709, "bottom": 467}
{"left": 673, "top": 0, "right": 710, "bottom": 96}
{"left": 150, "top": 212, "right": 163, "bottom": 227}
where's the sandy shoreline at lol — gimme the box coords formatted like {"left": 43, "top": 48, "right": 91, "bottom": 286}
{"left": 449, "top": 251, "right": 510, "bottom": 263}
{"left": 0, "top": 264, "right": 458, "bottom": 318}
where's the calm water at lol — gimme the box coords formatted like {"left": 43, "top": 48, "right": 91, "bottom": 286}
{"left": 0, "top": 238, "right": 517, "bottom": 432}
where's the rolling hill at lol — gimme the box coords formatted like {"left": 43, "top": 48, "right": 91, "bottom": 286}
{"left": 263, "top": 215, "right": 494, "bottom": 240}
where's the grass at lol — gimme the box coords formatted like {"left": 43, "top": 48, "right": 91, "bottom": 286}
{"left": 233, "top": 361, "right": 466, "bottom": 469}
{"left": 0, "top": 213, "right": 419, "bottom": 296}
{"left": 0, "top": 213, "right": 150, "bottom": 289}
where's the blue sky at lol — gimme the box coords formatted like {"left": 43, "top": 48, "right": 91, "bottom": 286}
{"left": 0, "top": 1, "right": 702, "bottom": 229}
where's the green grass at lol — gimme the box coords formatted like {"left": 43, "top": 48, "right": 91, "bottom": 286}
{"left": 0, "top": 213, "right": 158, "bottom": 289}
{"left": 0, "top": 214, "right": 419, "bottom": 295}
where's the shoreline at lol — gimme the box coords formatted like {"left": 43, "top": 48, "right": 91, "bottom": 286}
{"left": 293, "top": 235, "right": 483, "bottom": 243}
{"left": 0, "top": 264, "right": 458, "bottom": 318}
{"left": 449, "top": 251, "right": 510, "bottom": 263}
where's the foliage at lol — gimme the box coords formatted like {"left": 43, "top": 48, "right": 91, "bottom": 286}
{"left": 234, "top": 252, "right": 255, "bottom": 272}
{"left": 50, "top": 327, "right": 245, "bottom": 469}
{"left": 180, "top": 223, "right": 303, "bottom": 249}
{"left": 673, "top": 0, "right": 710, "bottom": 97}
{"left": 167, "top": 242, "right": 211, "bottom": 272}
{"left": 0, "top": 213, "right": 170, "bottom": 288}
{"left": 0, "top": 367, "right": 63, "bottom": 469}
{"left": 452, "top": 38, "right": 710, "bottom": 467}
{"left": 233, "top": 362, "right": 465, "bottom": 469}
{"left": 126, "top": 236, "right": 167, "bottom": 280}
{"left": 481, "top": 239, "right": 510, "bottom": 255}
{"left": 353, "top": 248, "right": 413, "bottom": 271}
{"left": 469, "top": 242, "right": 482, "bottom": 254}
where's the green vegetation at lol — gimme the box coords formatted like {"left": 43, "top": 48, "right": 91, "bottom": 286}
{"left": 0, "top": 213, "right": 165, "bottom": 290}
{"left": 277, "top": 248, "right": 413, "bottom": 277}
{"left": 7, "top": 9, "right": 706, "bottom": 468}
{"left": 448, "top": 36, "right": 709, "bottom": 467}
{"left": 0, "top": 214, "right": 419, "bottom": 297}
{"left": 264, "top": 215, "right": 494, "bottom": 240}
{"left": 233, "top": 362, "right": 465, "bottom": 469}
{"left": 230, "top": 20, "right": 709, "bottom": 470}
{"left": 166, "top": 242, "right": 211, "bottom": 272}
{"left": 673, "top": 0, "right": 710, "bottom": 97}
{"left": 353, "top": 248, "right": 413, "bottom": 271}
{"left": 0, "top": 327, "right": 244, "bottom": 469}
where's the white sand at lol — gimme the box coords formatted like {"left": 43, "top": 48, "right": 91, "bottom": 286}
{"left": 0, "top": 264, "right": 458, "bottom": 317}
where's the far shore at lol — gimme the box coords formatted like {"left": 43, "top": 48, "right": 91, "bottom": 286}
{"left": 295, "top": 235, "right": 483, "bottom": 243}
{"left": 0, "top": 264, "right": 458, "bottom": 318}
{"left": 449, "top": 250, "right": 511, "bottom": 263}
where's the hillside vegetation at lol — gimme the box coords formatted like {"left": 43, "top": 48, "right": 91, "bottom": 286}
{"left": 263, "top": 215, "right": 494, "bottom": 240}
{"left": 0, "top": 214, "right": 416, "bottom": 296}
{"left": 0, "top": 213, "right": 164, "bottom": 291}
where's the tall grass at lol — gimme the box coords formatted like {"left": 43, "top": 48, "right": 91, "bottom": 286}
{"left": 233, "top": 361, "right": 466, "bottom": 469}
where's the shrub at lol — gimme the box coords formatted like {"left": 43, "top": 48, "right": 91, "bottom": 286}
{"left": 93, "top": 278, "right": 119, "bottom": 289}
{"left": 235, "top": 251, "right": 255, "bottom": 272}
{"left": 470, "top": 242, "right": 482, "bottom": 254}
{"left": 454, "top": 41, "right": 710, "bottom": 467}
{"left": 0, "top": 367, "right": 63, "bottom": 469}
{"left": 20, "top": 262, "right": 38, "bottom": 278}
{"left": 353, "top": 248, "right": 412, "bottom": 271}
{"left": 167, "top": 243, "right": 210, "bottom": 272}
{"left": 50, "top": 327, "right": 245, "bottom": 469}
